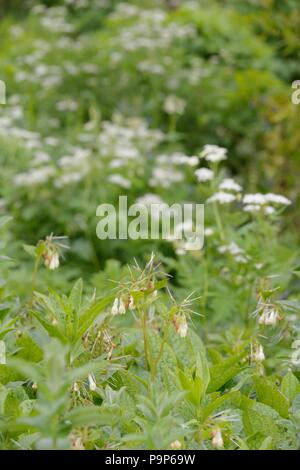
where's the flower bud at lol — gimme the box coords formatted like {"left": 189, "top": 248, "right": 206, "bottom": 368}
{"left": 88, "top": 374, "right": 97, "bottom": 391}
{"left": 118, "top": 299, "right": 126, "bottom": 314}
{"left": 174, "top": 315, "right": 188, "bottom": 338}
{"left": 111, "top": 298, "right": 119, "bottom": 316}
{"left": 170, "top": 440, "right": 182, "bottom": 450}
{"left": 211, "top": 428, "right": 224, "bottom": 449}
{"left": 128, "top": 295, "right": 135, "bottom": 310}
{"left": 44, "top": 250, "right": 59, "bottom": 270}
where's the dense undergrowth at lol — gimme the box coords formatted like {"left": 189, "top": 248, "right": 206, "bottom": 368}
{"left": 0, "top": 0, "right": 300, "bottom": 450}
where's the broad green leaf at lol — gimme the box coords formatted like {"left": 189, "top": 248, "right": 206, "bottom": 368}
{"left": 65, "top": 405, "right": 122, "bottom": 427}
{"left": 15, "top": 334, "right": 43, "bottom": 363}
{"left": 243, "top": 407, "right": 279, "bottom": 449}
{"left": 253, "top": 375, "right": 289, "bottom": 418}
{"left": 77, "top": 295, "right": 113, "bottom": 337}
{"left": 31, "top": 311, "right": 68, "bottom": 343}
{"left": 281, "top": 372, "right": 300, "bottom": 404}
{"left": 203, "top": 391, "right": 253, "bottom": 420}
{"left": 208, "top": 352, "right": 246, "bottom": 392}
{"left": 0, "top": 364, "right": 23, "bottom": 385}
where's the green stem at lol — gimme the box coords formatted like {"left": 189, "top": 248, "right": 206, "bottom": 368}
{"left": 28, "top": 255, "right": 41, "bottom": 309}
{"left": 140, "top": 308, "right": 151, "bottom": 373}
{"left": 213, "top": 201, "right": 226, "bottom": 242}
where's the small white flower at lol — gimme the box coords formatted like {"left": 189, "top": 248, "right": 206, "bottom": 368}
{"left": 195, "top": 168, "right": 214, "bottom": 182}
{"left": 243, "top": 204, "right": 262, "bottom": 213}
{"left": 204, "top": 227, "right": 215, "bottom": 237}
{"left": 175, "top": 315, "right": 188, "bottom": 338}
{"left": 264, "top": 205, "right": 275, "bottom": 215}
{"left": 170, "top": 440, "right": 182, "bottom": 450}
{"left": 200, "top": 145, "right": 227, "bottom": 162}
{"left": 259, "top": 307, "right": 280, "bottom": 326}
{"left": 118, "top": 299, "right": 126, "bottom": 315}
{"left": 243, "top": 193, "right": 266, "bottom": 205}
{"left": 219, "top": 178, "right": 242, "bottom": 193}
{"left": 44, "top": 251, "right": 60, "bottom": 270}
{"left": 250, "top": 343, "right": 265, "bottom": 363}
{"left": 211, "top": 428, "right": 223, "bottom": 449}
{"left": 108, "top": 174, "right": 132, "bottom": 189}
{"left": 129, "top": 295, "right": 135, "bottom": 310}
{"left": 88, "top": 374, "right": 97, "bottom": 391}
{"left": 111, "top": 298, "right": 119, "bottom": 316}
{"left": 265, "top": 193, "right": 291, "bottom": 206}
{"left": 208, "top": 191, "right": 236, "bottom": 204}
{"left": 186, "top": 156, "right": 199, "bottom": 166}
{"left": 163, "top": 95, "right": 186, "bottom": 115}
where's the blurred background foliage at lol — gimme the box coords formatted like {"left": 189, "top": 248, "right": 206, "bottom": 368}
{"left": 0, "top": 0, "right": 299, "bottom": 284}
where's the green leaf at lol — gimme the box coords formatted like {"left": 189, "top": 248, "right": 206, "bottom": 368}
{"left": 281, "top": 372, "right": 300, "bottom": 404}
{"left": 0, "top": 341, "right": 6, "bottom": 365}
{"left": 69, "top": 278, "right": 83, "bottom": 314}
{"left": 208, "top": 352, "right": 246, "bottom": 392}
{"left": 253, "top": 375, "right": 289, "bottom": 418}
{"left": 243, "top": 407, "right": 279, "bottom": 449}
{"left": 7, "top": 358, "right": 42, "bottom": 383}
{"left": 0, "top": 216, "right": 12, "bottom": 229}
{"left": 77, "top": 295, "right": 113, "bottom": 337}
{"left": 203, "top": 391, "right": 253, "bottom": 420}
{"left": 23, "top": 244, "right": 38, "bottom": 258}
{"left": 31, "top": 311, "right": 68, "bottom": 343}
{"left": 65, "top": 405, "right": 122, "bottom": 427}
{"left": 15, "top": 334, "right": 43, "bottom": 363}
{"left": 0, "top": 364, "right": 23, "bottom": 385}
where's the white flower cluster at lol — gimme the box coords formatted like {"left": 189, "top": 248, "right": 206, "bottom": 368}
{"left": 200, "top": 145, "right": 228, "bottom": 163}
{"left": 163, "top": 95, "right": 186, "bottom": 115}
{"left": 218, "top": 242, "right": 249, "bottom": 264}
{"left": 109, "top": 6, "right": 196, "bottom": 52}
{"left": 243, "top": 193, "right": 291, "bottom": 215}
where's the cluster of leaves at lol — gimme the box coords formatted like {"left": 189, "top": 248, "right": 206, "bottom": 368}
{"left": 0, "top": 236, "right": 300, "bottom": 449}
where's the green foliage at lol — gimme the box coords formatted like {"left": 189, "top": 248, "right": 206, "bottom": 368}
{"left": 0, "top": 0, "right": 300, "bottom": 451}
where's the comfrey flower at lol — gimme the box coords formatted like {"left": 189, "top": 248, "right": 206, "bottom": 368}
{"left": 111, "top": 298, "right": 127, "bottom": 315}
{"left": 250, "top": 343, "right": 265, "bottom": 363}
{"left": 195, "top": 167, "right": 214, "bottom": 182}
{"left": 211, "top": 428, "right": 224, "bottom": 449}
{"left": 111, "top": 298, "right": 119, "bottom": 316}
{"left": 88, "top": 374, "right": 97, "bottom": 391}
{"left": 40, "top": 234, "right": 68, "bottom": 271}
{"left": 258, "top": 306, "right": 281, "bottom": 326}
{"left": 44, "top": 250, "right": 59, "bottom": 270}
{"left": 170, "top": 440, "right": 182, "bottom": 450}
{"left": 174, "top": 314, "right": 188, "bottom": 338}
{"left": 128, "top": 295, "right": 135, "bottom": 310}
{"left": 200, "top": 145, "right": 227, "bottom": 163}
